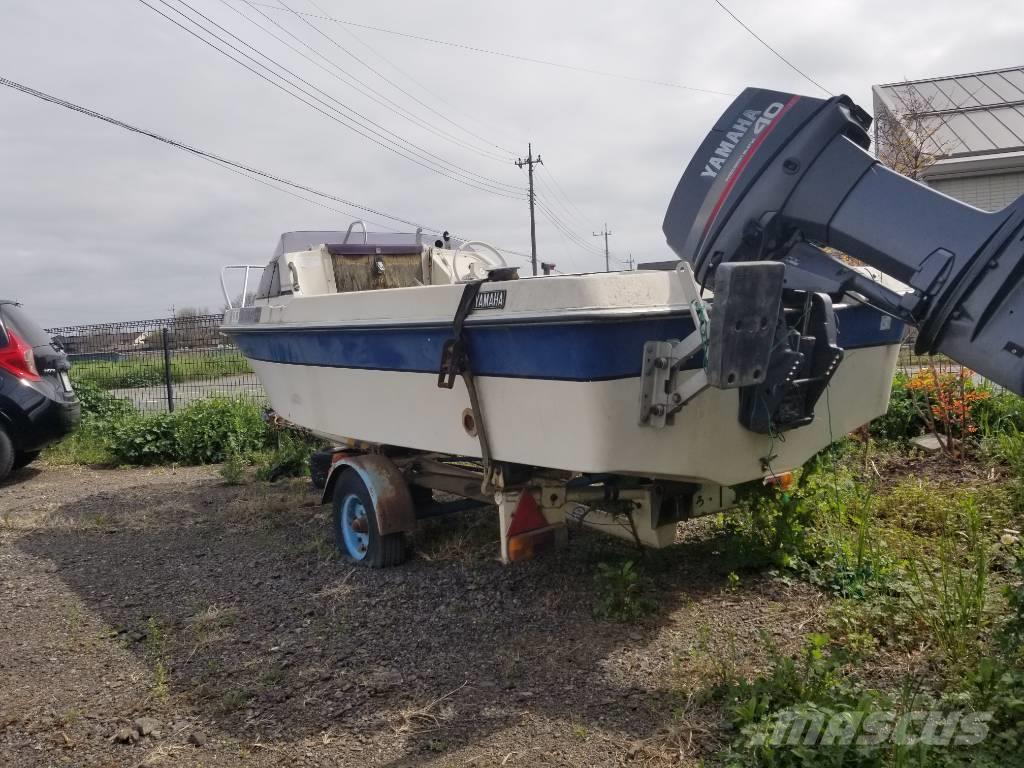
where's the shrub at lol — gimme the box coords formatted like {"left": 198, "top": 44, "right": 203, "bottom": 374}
{"left": 174, "top": 397, "right": 269, "bottom": 464}
{"left": 904, "top": 368, "right": 990, "bottom": 458}
{"left": 870, "top": 373, "right": 924, "bottom": 442}
{"left": 72, "top": 379, "right": 134, "bottom": 421}
{"left": 219, "top": 441, "right": 246, "bottom": 485}
{"left": 52, "top": 395, "right": 276, "bottom": 468}
{"left": 102, "top": 399, "right": 271, "bottom": 466}
{"left": 106, "top": 412, "right": 179, "bottom": 465}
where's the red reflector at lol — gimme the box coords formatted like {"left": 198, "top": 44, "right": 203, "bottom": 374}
{"left": 0, "top": 330, "right": 40, "bottom": 381}
{"left": 506, "top": 491, "right": 546, "bottom": 537}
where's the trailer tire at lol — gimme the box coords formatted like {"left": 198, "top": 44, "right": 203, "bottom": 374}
{"left": 332, "top": 470, "right": 407, "bottom": 567}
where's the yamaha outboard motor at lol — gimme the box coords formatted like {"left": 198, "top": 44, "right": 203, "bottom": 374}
{"left": 663, "top": 88, "right": 1024, "bottom": 434}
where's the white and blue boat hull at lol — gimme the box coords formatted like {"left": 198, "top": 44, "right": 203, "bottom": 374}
{"left": 225, "top": 270, "right": 902, "bottom": 487}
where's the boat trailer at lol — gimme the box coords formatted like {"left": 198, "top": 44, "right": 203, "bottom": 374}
{"left": 312, "top": 445, "right": 739, "bottom": 566}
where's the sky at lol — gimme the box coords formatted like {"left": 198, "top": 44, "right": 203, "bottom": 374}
{"left": 1, "top": 0, "right": 1021, "bottom": 327}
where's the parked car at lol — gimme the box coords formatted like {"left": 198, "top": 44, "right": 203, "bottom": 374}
{"left": 0, "top": 301, "right": 80, "bottom": 481}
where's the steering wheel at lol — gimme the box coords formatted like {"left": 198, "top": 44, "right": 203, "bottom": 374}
{"left": 452, "top": 241, "right": 508, "bottom": 282}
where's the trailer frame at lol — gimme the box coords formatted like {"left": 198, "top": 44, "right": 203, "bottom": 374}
{"left": 315, "top": 445, "right": 738, "bottom": 566}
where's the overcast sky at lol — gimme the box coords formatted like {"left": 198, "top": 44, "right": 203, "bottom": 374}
{"left": 2, "top": 0, "right": 1020, "bottom": 326}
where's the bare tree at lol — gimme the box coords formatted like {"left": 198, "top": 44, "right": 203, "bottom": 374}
{"left": 874, "top": 84, "right": 960, "bottom": 180}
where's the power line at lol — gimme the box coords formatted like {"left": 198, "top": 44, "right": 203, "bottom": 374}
{"left": 533, "top": 198, "right": 605, "bottom": 257}
{"left": 534, "top": 197, "right": 601, "bottom": 251}
{"left": 166, "top": 0, "right": 522, "bottom": 191}
{"left": 536, "top": 203, "right": 604, "bottom": 258}
{"left": 138, "top": 0, "right": 525, "bottom": 199}
{"left": 276, "top": 0, "right": 516, "bottom": 161}
{"left": 249, "top": 2, "right": 736, "bottom": 97}
{"left": 231, "top": 0, "right": 513, "bottom": 164}
{"left": 0, "top": 75, "right": 431, "bottom": 230}
{"left": 711, "top": 0, "right": 832, "bottom": 96}
{"left": 302, "top": 0, "right": 519, "bottom": 156}
{"left": 535, "top": 169, "right": 595, "bottom": 232}
{"left": 0, "top": 75, "right": 537, "bottom": 266}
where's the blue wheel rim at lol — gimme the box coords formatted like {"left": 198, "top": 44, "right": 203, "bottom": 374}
{"left": 340, "top": 493, "right": 370, "bottom": 561}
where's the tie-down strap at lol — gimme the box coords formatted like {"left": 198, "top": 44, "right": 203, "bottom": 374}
{"left": 436, "top": 278, "right": 497, "bottom": 492}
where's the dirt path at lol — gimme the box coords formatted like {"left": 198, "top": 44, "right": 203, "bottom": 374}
{"left": 0, "top": 464, "right": 825, "bottom": 767}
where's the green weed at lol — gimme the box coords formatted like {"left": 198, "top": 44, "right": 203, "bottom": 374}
{"left": 593, "top": 560, "right": 656, "bottom": 621}
{"left": 254, "top": 429, "right": 319, "bottom": 481}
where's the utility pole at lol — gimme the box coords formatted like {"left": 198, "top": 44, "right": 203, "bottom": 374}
{"left": 625, "top": 253, "right": 634, "bottom": 271}
{"left": 593, "top": 223, "right": 612, "bottom": 272}
{"left": 515, "top": 143, "right": 542, "bottom": 276}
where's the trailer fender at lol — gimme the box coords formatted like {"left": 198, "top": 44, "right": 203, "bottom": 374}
{"left": 321, "top": 454, "right": 416, "bottom": 536}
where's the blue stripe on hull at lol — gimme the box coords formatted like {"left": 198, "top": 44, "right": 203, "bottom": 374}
{"left": 230, "top": 304, "right": 904, "bottom": 382}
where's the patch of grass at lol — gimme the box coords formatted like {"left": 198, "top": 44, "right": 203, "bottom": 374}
{"left": 905, "top": 497, "right": 992, "bottom": 667}
{"left": 188, "top": 605, "right": 241, "bottom": 639}
{"left": 682, "top": 622, "right": 743, "bottom": 695}
{"left": 876, "top": 478, "right": 1014, "bottom": 536}
{"left": 42, "top": 422, "right": 115, "bottom": 465}
{"left": 414, "top": 506, "right": 497, "bottom": 563}
{"left": 71, "top": 351, "right": 251, "bottom": 389}
{"left": 986, "top": 424, "right": 1024, "bottom": 512}
{"left": 494, "top": 648, "right": 523, "bottom": 687}
{"left": 220, "top": 689, "right": 252, "bottom": 713}
{"left": 570, "top": 716, "right": 589, "bottom": 740}
{"left": 260, "top": 664, "right": 286, "bottom": 688}
{"left": 144, "top": 617, "right": 171, "bottom": 702}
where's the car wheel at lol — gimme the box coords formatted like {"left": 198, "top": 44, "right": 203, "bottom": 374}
{"left": 332, "top": 470, "right": 407, "bottom": 568}
{"left": 0, "top": 428, "right": 14, "bottom": 483}
{"left": 13, "top": 450, "right": 41, "bottom": 471}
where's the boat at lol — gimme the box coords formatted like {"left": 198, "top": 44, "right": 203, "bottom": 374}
{"left": 221, "top": 225, "right": 902, "bottom": 490}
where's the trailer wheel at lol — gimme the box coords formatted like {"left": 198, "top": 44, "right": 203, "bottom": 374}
{"left": 332, "top": 470, "right": 407, "bottom": 567}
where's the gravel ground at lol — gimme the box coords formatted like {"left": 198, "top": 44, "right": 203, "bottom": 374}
{"left": 0, "top": 463, "right": 825, "bottom": 767}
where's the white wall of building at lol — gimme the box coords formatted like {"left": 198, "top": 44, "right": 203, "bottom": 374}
{"left": 927, "top": 171, "right": 1024, "bottom": 212}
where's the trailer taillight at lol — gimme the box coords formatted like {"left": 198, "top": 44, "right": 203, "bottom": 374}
{"left": 763, "top": 471, "right": 795, "bottom": 491}
{"left": 0, "top": 330, "right": 40, "bottom": 381}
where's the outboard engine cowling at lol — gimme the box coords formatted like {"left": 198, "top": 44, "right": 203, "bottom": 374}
{"left": 664, "top": 87, "right": 1024, "bottom": 397}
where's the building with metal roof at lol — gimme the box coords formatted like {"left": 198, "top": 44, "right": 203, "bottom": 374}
{"left": 872, "top": 66, "right": 1024, "bottom": 211}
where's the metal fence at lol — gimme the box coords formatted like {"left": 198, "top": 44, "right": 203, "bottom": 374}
{"left": 48, "top": 314, "right": 265, "bottom": 412}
